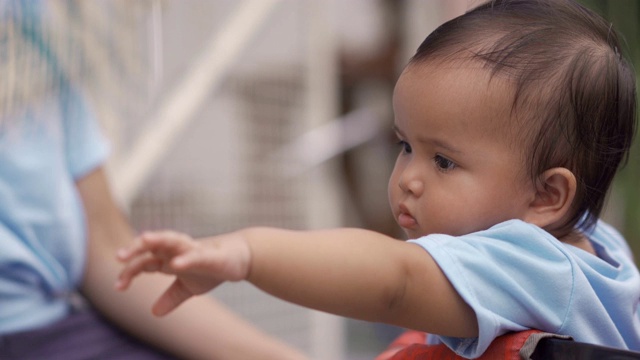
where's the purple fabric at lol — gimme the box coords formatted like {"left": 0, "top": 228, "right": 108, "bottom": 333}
{"left": 0, "top": 308, "right": 175, "bottom": 359}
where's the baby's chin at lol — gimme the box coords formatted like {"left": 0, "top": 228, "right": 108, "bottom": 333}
{"left": 404, "top": 226, "right": 471, "bottom": 239}
{"left": 403, "top": 228, "right": 427, "bottom": 240}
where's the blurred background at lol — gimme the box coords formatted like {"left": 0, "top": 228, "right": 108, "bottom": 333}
{"left": 2, "top": 0, "right": 638, "bottom": 359}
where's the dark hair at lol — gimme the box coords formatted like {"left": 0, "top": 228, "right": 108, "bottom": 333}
{"left": 410, "top": 0, "right": 637, "bottom": 234}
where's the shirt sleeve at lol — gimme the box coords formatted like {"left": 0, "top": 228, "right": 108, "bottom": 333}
{"left": 408, "top": 220, "right": 577, "bottom": 358}
{"left": 60, "top": 84, "right": 110, "bottom": 179}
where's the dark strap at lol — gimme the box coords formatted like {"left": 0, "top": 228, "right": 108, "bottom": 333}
{"left": 0, "top": 307, "right": 175, "bottom": 360}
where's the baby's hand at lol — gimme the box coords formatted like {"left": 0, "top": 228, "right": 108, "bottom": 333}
{"left": 116, "top": 230, "right": 252, "bottom": 316}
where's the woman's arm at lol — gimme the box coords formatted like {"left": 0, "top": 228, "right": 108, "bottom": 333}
{"left": 118, "top": 223, "right": 478, "bottom": 338}
{"left": 79, "top": 167, "right": 307, "bottom": 360}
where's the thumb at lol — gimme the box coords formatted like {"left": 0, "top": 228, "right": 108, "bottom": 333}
{"left": 152, "top": 279, "right": 193, "bottom": 317}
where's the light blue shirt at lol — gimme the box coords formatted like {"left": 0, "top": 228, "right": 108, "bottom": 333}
{"left": 409, "top": 219, "right": 640, "bottom": 358}
{"left": 0, "top": 84, "right": 109, "bottom": 334}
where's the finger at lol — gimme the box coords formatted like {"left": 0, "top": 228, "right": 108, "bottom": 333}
{"left": 170, "top": 252, "right": 199, "bottom": 269}
{"left": 152, "top": 279, "right": 194, "bottom": 317}
{"left": 142, "top": 230, "right": 192, "bottom": 241}
{"left": 116, "top": 236, "right": 148, "bottom": 262}
{"left": 170, "top": 249, "right": 221, "bottom": 275}
{"left": 117, "top": 231, "right": 192, "bottom": 262}
{"left": 116, "top": 232, "right": 162, "bottom": 262}
{"left": 116, "top": 252, "right": 163, "bottom": 290}
{"left": 140, "top": 231, "right": 195, "bottom": 259}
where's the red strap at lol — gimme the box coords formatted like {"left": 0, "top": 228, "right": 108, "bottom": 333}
{"left": 375, "top": 331, "right": 427, "bottom": 360}
{"left": 376, "top": 329, "right": 542, "bottom": 360}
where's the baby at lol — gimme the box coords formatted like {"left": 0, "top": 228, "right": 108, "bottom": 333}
{"left": 116, "top": 0, "right": 639, "bottom": 357}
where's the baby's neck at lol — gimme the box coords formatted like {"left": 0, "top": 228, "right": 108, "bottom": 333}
{"left": 559, "top": 230, "right": 596, "bottom": 255}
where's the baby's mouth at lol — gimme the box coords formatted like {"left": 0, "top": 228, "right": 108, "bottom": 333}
{"left": 397, "top": 211, "right": 418, "bottom": 229}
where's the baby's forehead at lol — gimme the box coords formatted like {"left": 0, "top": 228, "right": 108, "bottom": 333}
{"left": 395, "top": 61, "right": 534, "bottom": 162}
{"left": 398, "top": 61, "right": 523, "bottom": 134}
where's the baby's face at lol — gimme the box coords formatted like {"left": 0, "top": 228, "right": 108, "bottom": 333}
{"left": 388, "top": 61, "right": 537, "bottom": 239}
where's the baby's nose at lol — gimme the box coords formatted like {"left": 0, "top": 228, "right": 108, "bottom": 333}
{"left": 399, "top": 175, "right": 424, "bottom": 197}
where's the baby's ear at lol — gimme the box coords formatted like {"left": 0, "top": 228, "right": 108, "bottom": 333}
{"left": 524, "top": 167, "right": 577, "bottom": 231}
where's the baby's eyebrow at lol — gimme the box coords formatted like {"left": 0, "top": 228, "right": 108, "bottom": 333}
{"left": 392, "top": 124, "right": 462, "bottom": 154}
{"left": 392, "top": 124, "right": 405, "bottom": 136}
{"left": 424, "top": 138, "right": 463, "bottom": 154}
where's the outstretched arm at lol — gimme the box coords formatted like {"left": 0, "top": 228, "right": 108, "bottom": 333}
{"left": 80, "top": 167, "right": 307, "bottom": 360}
{"left": 118, "top": 226, "right": 478, "bottom": 337}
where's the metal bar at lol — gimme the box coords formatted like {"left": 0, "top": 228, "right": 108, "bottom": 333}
{"left": 112, "top": 0, "right": 281, "bottom": 205}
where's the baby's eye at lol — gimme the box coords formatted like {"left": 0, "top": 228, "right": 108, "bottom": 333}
{"left": 433, "top": 154, "right": 455, "bottom": 172}
{"left": 397, "top": 140, "right": 412, "bottom": 154}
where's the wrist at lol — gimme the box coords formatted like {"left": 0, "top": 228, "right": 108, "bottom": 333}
{"left": 235, "top": 227, "right": 261, "bottom": 281}
{"left": 239, "top": 227, "right": 282, "bottom": 283}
